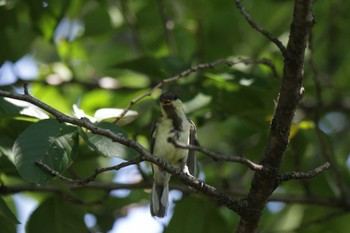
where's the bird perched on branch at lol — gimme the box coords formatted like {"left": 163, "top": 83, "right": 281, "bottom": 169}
{"left": 150, "top": 92, "right": 197, "bottom": 218}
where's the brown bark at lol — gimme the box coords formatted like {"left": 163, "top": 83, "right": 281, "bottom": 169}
{"left": 235, "top": 0, "right": 314, "bottom": 232}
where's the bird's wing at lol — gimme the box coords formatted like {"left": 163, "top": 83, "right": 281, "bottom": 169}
{"left": 150, "top": 119, "right": 160, "bottom": 154}
{"left": 187, "top": 120, "right": 198, "bottom": 176}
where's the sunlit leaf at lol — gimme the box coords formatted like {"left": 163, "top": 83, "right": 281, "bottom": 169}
{"left": 289, "top": 123, "right": 299, "bottom": 141}
{"left": 183, "top": 93, "right": 212, "bottom": 114}
{"left": 116, "top": 71, "right": 150, "bottom": 88}
{"left": 94, "top": 108, "right": 138, "bottom": 125}
{"left": 3, "top": 98, "right": 49, "bottom": 119}
{"left": 72, "top": 104, "right": 96, "bottom": 122}
{"left": 0, "top": 97, "right": 22, "bottom": 115}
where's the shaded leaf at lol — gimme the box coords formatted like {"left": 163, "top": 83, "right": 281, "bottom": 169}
{"left": 90, "top": 196, "right": 131, "bottom": 232}
{"left": 26, "top": 197, "right": 88, "bottom": 233}
{"left": 0, "top": 216, "right": 16, "bottom": 233}
{"left": 13, "top": 119, "right": 79, "bottom": 184}
{"left": 79, "top": 122, "right": 136, "bottom": 159}
{"left": 26, "top": 0, "right": 69, "bottom": 40}
{"left": 114, "top": 56, "right": 188, "bottom": 79}
{"left": 83, "top": 4, "right": 112, "bottom": 36}
{"left": 115, "top": 56, "right": 167, "bottom": 78}
{"left": 0, "top": 197, "right": 20, "bottom": 224}
{"left": 165, "top": 196, "right": 230, "bottom": 233}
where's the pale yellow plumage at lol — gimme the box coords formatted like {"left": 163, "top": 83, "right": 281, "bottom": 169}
{"left": 150, "top": 93, "right": 197, "bottom": 217}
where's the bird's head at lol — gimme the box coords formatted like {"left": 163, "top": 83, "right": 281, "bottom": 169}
{"left": 159, "top": 92, "right": 184, "bottom": 118}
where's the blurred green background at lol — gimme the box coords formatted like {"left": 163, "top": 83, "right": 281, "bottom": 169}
{"left": 1, "top": 0, "right": 350, "bottom": 232}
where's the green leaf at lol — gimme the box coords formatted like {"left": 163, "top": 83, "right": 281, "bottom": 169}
{"left": 26, "top": 197, "right": 88, "bottom": 233}
{"left": 114, "top": 56, "right": 189, "bottom": 80}
{"left": 115, "top": 56, "right": 167, "bottom": 78}
{"left": 79, "top": 122, "right": 136, "bottom": 160}
{"left": 0, "top": 216, "right": 16, "bottom": 233}
{"left": 0, "top": 97, "right": 22, "bottom": 115}
{"left": 91, "top": 196, "right": 131, "bottom": 232}
{"left": 83, "top": 4, "right": 112, "bottom": 36}
{"left": 13, "top": 119, "right": 79, "bottom": 184}
{"left": 26, "top": 0, "right": 70, "bottom": 40}
{"left": 0, "top": 197, "right": 20, "bottom": 224}
{"left": 165, "top": 196, "right": 230, "bottom": 233}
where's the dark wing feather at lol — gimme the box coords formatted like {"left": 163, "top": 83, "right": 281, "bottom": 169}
{"left": 149, "top": 120, "right": 159, "bottom": 175}
{"left": 150, "top": 120, "right": 159, "bottom": 154}
{"left": 187, "top": 120, "right": 198, "bottom": 176}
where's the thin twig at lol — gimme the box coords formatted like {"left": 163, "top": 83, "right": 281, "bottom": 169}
{"left": 79, "top": 157, "right": 144, "bottom": 184}
{"left": 35, "top": 157, "right": 144, "bottom": 185}
{"left": 234, "top": 0, "right": 287, "bottom": 57}
{"left": 278, "top": 162, "right": 331, "bottom": 182}
{"left": 35, "top": 160, "right": 75, "bottom": 183}
{"left": 168, "top": 138, "right": 264, "bottom": 171}
{"left": 114, "top": 57, "right": 279, "bottom": 123}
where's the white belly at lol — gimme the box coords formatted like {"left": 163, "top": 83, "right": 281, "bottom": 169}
{"left": 153, "top": 118, "right": 190, "bottom": 167}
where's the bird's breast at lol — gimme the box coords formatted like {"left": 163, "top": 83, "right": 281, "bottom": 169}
{"left": 153, "top": 119, "right": 190, "bottom": 165}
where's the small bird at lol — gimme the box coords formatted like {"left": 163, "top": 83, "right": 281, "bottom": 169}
{"left": 150, "top": 92, "right": 197, "bottom": 218}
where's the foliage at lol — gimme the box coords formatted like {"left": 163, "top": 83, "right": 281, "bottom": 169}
{"left": 0, "top": 0, "right": 350, "bottom": 233}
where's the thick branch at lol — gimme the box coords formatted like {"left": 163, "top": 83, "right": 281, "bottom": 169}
{"left": 236, "top": 1, "right": 316, "bottom": 232}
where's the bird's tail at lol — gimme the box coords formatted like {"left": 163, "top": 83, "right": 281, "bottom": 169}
{"left": 150, "top": 181, "right": 169, "bottom": 218}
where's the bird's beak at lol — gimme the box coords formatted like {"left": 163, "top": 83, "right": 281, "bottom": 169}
{"left": 162, "top": 99, "right": 172, "bottom": 106}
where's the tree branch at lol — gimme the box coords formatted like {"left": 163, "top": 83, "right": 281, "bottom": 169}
{"left": 35, "top": 157, "right": 144, "bottom": 185}
{"left": 278, "top": 162, "right": 331, "bottom": 182}
{"left": 234, "top": 0, "right": 287, "bottom": 57}
{"left": 2, "top": 181, "right": 349, "bottom": 210}
{"left": 236, "top": 1, "right": 317, "bottom": 232}
{"left": 168, "top": 138, "right": 264, "bottom": 171}
{"left": 35, "top": 160, "right": 76, "bottom": 183}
